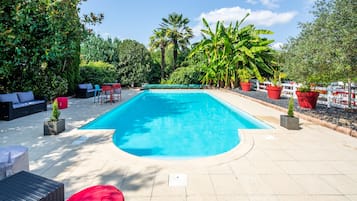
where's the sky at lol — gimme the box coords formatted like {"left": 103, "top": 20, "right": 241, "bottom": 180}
{"left": 79, "top": 0, "right": 316, "bottom": 49}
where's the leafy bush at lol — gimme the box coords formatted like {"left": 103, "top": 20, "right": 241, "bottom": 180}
{"left": 79, "top": 61, "right": 117, "bottom": 85}
{"left": 288, "top": 97, "right": 294, "bottom": 117}
{"left": 50, "top": 99, "right": 61, "bottom": 121}
{"left": 167, "top": 66, "right": 202, "bottom": 84}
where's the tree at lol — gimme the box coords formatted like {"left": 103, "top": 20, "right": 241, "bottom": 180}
{"left": 117, "top": 40, "right": 158, "bottom": 86}
{"left": 190, "top": 15, "right": 275, "bottom": 88}
{"left": 81, "top": 34, "right": 120, "bottom": 64}
{"left": 149, "top": 29, "right": 169, "bottom": 80}
{"left": 160, "top": 13, "right": 193, "bottom": 70}
{"left": 0, "top": 0, "right": 103, "bottom": 99}
{"left": 283, "top": 0, "right": 356, "bottom": 107}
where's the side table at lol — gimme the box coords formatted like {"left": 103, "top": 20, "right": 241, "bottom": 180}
{"left": 0, "top": 171, "right": 64, "bottom": 201}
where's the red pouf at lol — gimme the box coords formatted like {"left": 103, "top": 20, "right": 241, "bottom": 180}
{"left": 56, "top": 97, "right": 68, "bottom": 109}
{"left": 67, "top": 185, "right": 124, "bottom": 201}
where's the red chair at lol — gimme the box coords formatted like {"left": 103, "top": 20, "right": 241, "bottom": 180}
{"left": 101, "top": 85, "right": 114, "bottom": 103}
{"left": 112, "top": 83, "right": 122, "bottom": 102}
{"left": 67, "top": 185, "right": 124, "bottom": 201}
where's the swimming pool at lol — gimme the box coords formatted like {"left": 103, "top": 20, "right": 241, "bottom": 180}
{"left": 81, "top": 90, "right": 270, "bottom": 158}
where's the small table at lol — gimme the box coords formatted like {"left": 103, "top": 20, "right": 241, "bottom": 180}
{"left": 56, "top": 97, "right": 68, "bottom": 109}
{"left": 0, "top": 171, "right": 64, "bottom": 201}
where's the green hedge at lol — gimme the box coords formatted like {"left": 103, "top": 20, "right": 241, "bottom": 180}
{"left": 79, "top": 61, "right": 117, "bottom": 85}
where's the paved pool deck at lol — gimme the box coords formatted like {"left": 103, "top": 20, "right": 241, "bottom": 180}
{"left": 1, "top": 89, "right": 357, "bottom": 201}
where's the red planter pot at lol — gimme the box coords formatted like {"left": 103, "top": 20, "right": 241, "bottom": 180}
{"left": 240, "top": 82, "right": 252, "bottom": 91}
{"left": 266, "top": 85, "right": 282, "bottom": 99}
{"left": 295, "top": 91, "right": 320, "bottom": 109}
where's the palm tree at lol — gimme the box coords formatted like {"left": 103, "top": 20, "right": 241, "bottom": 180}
{"left": 149, "top": 29, "right": 169, "bottom": 80}
{"left": 190, "top": 14, "right": 275, "bottom": 88}
{"left": 160, "top": 12, "right": 193, "bottom": 70}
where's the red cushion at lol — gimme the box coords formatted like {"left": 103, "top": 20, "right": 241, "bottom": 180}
{"left": 67, "top": 185, "right": 124, "bottom": 201}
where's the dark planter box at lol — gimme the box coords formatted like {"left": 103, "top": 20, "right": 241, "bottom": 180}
{"left": 44, "top": 119, "right": 65, "bottom": 135}
{"left": 280, "top": 115, "right": 299, "bottom": 130}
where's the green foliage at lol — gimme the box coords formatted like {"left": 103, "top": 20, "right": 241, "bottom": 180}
{"left": 189, "top": 14, "right": 275, "bottom": 88}
{"left": 118, "top": 40, "right": 158, "bottom": 86}
{"left": 298, "top": 84, "right": 312, "bottom": 92}
{"left": 283, "top": 0, "right": 357, "bottom": 84}
{"left": 160, "top": 13, "right": 193, "bottom": 70}
{"left": 150, "top": 29, "right": 169, "bottom": 79}
{"left": 237, "top": 68, "right": 253, "bottom": 83}
{"left": 0, "top": 0, "right": 102, "bottom": 98}
{"left": 51, "top": 99, "right": 61, "bottom": 121}
{"left": 288, "top": 97, "right": 295, "bottom": 117}
{"left": 167, "top": 67, "right": 202, "bottom": 84}
{"left": 79, "top": 61, "right": 117, "bottom": 85}
{"left": 81, "top": 34, "right": 120, "bottom": 64}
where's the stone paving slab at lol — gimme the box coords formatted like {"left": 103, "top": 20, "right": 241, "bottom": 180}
{"left": 1, "top": 89, "right": 357, "bottom": 201}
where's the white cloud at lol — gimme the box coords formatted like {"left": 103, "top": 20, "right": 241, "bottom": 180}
{"left": 271, "top": 42, "right": 284, "bottom": 50}
{"left": 193, "top": 6, "right": 297, "bottom": 37}
{"left": 246, "top": 0, "right": 280, "bottom": 9}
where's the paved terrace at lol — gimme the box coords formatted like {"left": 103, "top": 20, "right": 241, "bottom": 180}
{"left": 1, "top": 89, "right": 357, "bottom": 201}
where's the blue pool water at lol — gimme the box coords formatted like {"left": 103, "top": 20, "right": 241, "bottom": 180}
{"left": 81, "top": 91, "right": 270, "bottom": 158}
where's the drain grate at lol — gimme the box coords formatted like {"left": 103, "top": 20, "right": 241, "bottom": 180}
{"left": 168, "top": 173, "right": 187, "bottom": 187}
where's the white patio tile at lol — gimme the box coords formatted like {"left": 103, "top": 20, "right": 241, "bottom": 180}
{"left": 259, "top": 174, "right": 305, "bottom": 195}
{"left": 291, "top": 175, "right": 340, "bottom": 194}
{"left": 320, "top": 175, "right": 357, "bottom": 194}
{"left": 210, "top": 174, "right": 246, "bottom": 195}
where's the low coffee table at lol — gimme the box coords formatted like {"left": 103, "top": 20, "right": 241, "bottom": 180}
{"left": 0, "top": 171, "right": 64, "bottom": 201}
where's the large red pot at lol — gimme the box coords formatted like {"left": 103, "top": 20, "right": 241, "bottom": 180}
{"left": 295, "top": 91, "right": 320, "bottom": 109}
{"left": 240, "top": 82, "right": 252, "bottom": 91}
{"left": 266, "top": 85, "right": 282, "bottom": 99}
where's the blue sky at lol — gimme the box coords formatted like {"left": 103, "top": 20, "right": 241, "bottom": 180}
{"left": 80, "top": 0, "right": 316, "bottom": 49}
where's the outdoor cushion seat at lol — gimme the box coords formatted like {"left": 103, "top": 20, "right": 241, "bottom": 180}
{"left": 0, "top": 91, "right": 47, "bottom": 121}
{"left": 76, "top": 83, "right": 96, "bottom": 98}
{"left": 12, "top": 100, "right": 46, "bottom": 109}
{"left": 67, "top": 185, "right": 124, "bottom": 201}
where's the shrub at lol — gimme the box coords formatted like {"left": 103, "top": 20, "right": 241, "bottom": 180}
{"left": 288, "top": 97, "right": 294, "bottom": 117}
{"left": 167, "top": 66, "right": 202, "bottom": 84}
{"left": 79, "top": 61, "right": 117, "bottom": 85}
{"left": 51, "top": 99, "right": 61, "bottom": 121}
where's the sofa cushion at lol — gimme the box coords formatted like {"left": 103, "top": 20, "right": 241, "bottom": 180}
{"left": 12, "top": 100, "right": 45, "bottom": 109}
{"left": 17, "top": 91, "right": 35, "bottom": 103}
{"left": 86, "top": 84, "right": 93, "bottom": 90}
{"left": 0, "top": 93, "right": 20, "bottom": 104}
{"left": 78, "top": 84, "right": 88, "bottom": 89}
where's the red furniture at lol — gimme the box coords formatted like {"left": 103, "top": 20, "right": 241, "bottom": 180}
{"left": 112, "top": 83, "right": 122, "bottom": 102}
{"left": 101, "top": 85, "right": 114, "bottom": 103}
{"left": 56, "top": 97, "right": 68, "bottom": 109}
{"left": 67, "top": 185, "right": 124, "bottom": 201}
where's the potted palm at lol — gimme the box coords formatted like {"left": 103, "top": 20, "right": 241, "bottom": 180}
{"left": 44, "top": 99, "right": 65, "bottom": 135}
{"left": 295, "top": 84, "right": 320, "bottom": 109}
{"left": 280, "top": 97, "right": 299, "bottom": 130}
{"left": 238, "top": 68, "right": 253, "bottom": 91}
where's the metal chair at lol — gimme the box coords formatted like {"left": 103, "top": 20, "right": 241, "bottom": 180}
{"left": 112, "top": 83, "right": 122, "bottom": 102}
{"left": 93, "top": 84, "right": 102, "bottom": 103}
{"left": 100, "top": 85, "right": 114, "bottom": 103}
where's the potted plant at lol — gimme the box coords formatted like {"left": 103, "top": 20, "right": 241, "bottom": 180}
{"left": 295, "top": 84, "right": 320, "bottom": 109}
{"left": 280, "top": 97, "right": 299, "bottom": 130}
{"left": 238, "top": 68, "right": 253, "bottom": 91}
{"left": 266, "top": 69, "right": 285, "bottom": 99}
{"left": 44, "top": 99, "right": 65, "bottom": 135}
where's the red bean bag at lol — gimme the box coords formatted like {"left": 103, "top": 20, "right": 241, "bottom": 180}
{"left": 67, "top": 185, "right": 124, "bottom": 201}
